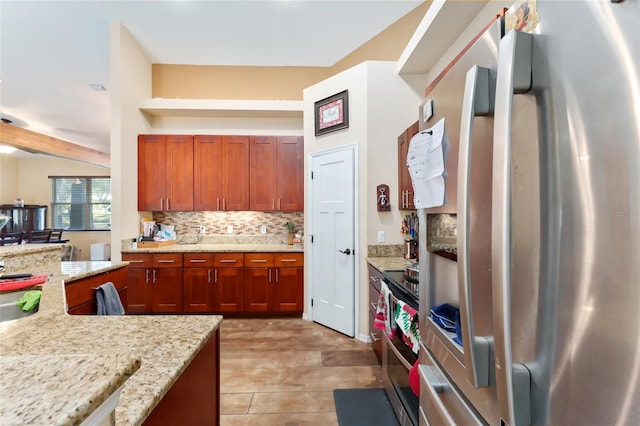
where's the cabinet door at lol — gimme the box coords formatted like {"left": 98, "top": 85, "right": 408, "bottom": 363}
{"left": 249, "top": 136, "right": 277, "bottom": 211}
{"left": 152, "top": 268, "right": 183, "bottom": 313}
{"left": 127, "top": 268, "right": 153, "bottom": 313}
{"left": 138, "top": 135, "right": 166, "bottom": 211}
{"left": 194, "top": 135, "right": 223, "bottom": 211}
{"left": 183, "top": 268, "right": 214, "bottom": 312}
{"left": 277, "top": 136, "right": 304, "bottom": 211}
{"left": 398, "top": 122, "right": 419, "bottom": 210}
{"left": 243, "top": 268, "right": 272, "bottom": 312}
{"left": 273, "top": 267, "right": 303, "bottom": 312}
{"left": 221, "top": 136, "right": 250, "bottom": 211}
{"left": 165, "top": 135, "right": 194, "bottom": 211}
{"left": 213, "top": 267, "right": 244, "bottom": 312}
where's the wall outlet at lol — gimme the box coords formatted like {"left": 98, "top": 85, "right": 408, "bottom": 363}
{"left": 377, "top": 231, "right": 385, "bottom": 243}
{"left": 199, "top": 225, "right": 206, "bottom": 235}
{"left": 260, "top": 225, "right": 267, "bottom": 234}
{"left": 227, "top": 225, "right": 234, "bottom": 234}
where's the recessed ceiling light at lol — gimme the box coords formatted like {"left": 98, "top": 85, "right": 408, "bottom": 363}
{"left": 89, "top": 83, "right": 107, "bottom": 91}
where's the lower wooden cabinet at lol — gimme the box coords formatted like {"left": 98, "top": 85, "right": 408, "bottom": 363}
{"left": 125, "top": 251, "right": 302, "bottom": 315}
{"left": 243, "top": 253, "right": 303, "bottom": 314}
{"left": 122, "top": 253, "right": 183, "bottom": 314}
{"left": 213, "top": 253, "right": 244, "bottom": 312}
{"left": 368, "top": 263, "right": 383, "bottom": 363}
{"left": 65, "top": 266, "right": 128, "bottom": 315}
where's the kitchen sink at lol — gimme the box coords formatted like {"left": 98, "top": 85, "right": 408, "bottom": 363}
{"left": 0, "top": 289, "right": 39, "bottom": 323}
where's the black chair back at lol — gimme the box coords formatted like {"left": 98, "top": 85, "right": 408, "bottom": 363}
{"left": 26, "top": 229, "right": 52, "bottom": 243}
{"left": 0, "top": 231, "right": 23, "bottom": 246}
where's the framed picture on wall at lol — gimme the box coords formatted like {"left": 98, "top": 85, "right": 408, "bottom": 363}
{"left": 314, "top": 90, "right": 349, "bottom": 136}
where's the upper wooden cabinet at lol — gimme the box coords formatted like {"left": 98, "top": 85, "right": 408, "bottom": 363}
{"left": 194, "top": 135, "right": 250, "bottom": 211}
{"left": 139, "top": 133, "right": 301, "bottom": 212}
{"left": 138, "top": 135, "right": 194, "bottom": 211}
{"left": 398, "top": 121, "right": 419, "bottom": 210}
{"left": 249, "top": 136, "right": 303, "bottom": 211}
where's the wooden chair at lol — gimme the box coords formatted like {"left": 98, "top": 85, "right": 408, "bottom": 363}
{"left": 25, "top": 229, "right": 52, "bottom": 243}
{"left": 49, "top": 228, "right": 64, "bottom": 241}
{"left": 0, "top": 231, "right": 23, "bottom": 246}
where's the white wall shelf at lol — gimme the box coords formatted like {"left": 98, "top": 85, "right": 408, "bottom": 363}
{"left": 139, "top": 98, "right": 304, "bottom": 119}
{"left": 397, "top": 0, "right": 491, "bottom": 75}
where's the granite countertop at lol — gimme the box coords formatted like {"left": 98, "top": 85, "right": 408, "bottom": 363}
{"left": 122, "top": 242, "right": 304, "bottom": 253}
{"left": 0, "top": 260, "right": 222, "bottom": 426}
{"left": 367, "top": 256, "right": 415, "bottom": 272}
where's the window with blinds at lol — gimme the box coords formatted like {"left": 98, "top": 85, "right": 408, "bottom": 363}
{"left": 49, "top": 177, "right": 111, "bottom": 231}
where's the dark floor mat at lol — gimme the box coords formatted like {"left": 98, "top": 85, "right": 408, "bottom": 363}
{"left": 333, "top": 388, "right": 400, "bottom": 426}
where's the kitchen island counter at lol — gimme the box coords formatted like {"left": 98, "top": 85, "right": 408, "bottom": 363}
{"left": 0, "top": 259, "right": 222, "bottom": 426}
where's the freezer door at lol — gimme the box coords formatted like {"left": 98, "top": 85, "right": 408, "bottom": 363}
{"left": 492, "top": 0, "right": 640, "bottom": 425}
{"left": 419, "top": 344, "right": 485, "bottom": 426}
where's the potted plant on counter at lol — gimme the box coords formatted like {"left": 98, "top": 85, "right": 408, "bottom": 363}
{"left": 284, "top": 222, "right": 296, "bottom": 245}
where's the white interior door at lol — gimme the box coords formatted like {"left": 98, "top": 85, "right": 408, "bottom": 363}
{"left": 310, "top": 147, "right": 356, "bottom": 337}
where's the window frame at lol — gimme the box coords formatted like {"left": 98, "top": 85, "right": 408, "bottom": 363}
{"left": 49, "top": 176, "right": 112, "bottom": 231}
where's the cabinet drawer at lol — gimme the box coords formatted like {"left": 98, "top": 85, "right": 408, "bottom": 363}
{"left": 153, "top": 253, "right": 183, "bottom": 268}
{"left": 122, "top": 253, "right": 152, "bottom": 268}
{"left": 369, "top": 282, "right": 380, "bottom": 314}
{"left": 367, "top": 264, "right": 383, "bottom": 292}
{"left": 65, "top": 267, "right": 127, "bottom": 311}
{"left": 213, "top": 253, "right": 244, "bottom": 267}
{"left": 183, "top": 253, "right": 214, "bottom": 267}
{"left": 274, "top": 253, "right": 303, "bottom": 267}
{"left": 244, "top": 253, "right": 274, "bottom": 267}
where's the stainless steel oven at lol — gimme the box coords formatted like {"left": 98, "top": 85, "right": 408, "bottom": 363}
{"left": 381, "top": 270, "right": 420, "bottom": 426}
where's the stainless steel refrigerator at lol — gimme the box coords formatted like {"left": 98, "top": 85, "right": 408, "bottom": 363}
{"left": 416, "top": 0, "right": 640, "bottom": 425}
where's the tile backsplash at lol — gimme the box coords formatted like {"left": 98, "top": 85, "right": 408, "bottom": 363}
{"left": 152, "top": 211, "right": 304, "bottom": 238}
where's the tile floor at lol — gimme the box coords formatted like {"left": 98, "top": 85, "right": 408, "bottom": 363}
{"left": 220, "top": 318, "right": 383, "bottom": 425}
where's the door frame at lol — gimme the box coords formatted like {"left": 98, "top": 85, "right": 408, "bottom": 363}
{"left": 307, "top": 144, "right": 361, "bottom": 339}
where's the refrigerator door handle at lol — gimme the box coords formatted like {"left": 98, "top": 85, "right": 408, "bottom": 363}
{"left": 458, "top": 64, "right": 494, "bottom": 389}
{"left": 493, "top": 30, "right": 533, "bottom": 426}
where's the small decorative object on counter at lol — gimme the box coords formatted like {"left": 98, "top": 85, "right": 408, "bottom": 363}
{"left": 14, "top": 197, "right": 24, "bottom": 208}
{"left": 293, "top": 232, "right": 303, "bottom": 246}
{"left": 285, "top": 222, "right": 296, "bottom": 245}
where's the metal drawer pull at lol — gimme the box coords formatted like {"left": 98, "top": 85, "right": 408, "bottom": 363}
{"left": 279, "top": 259, "right": 297, "bottom": 262}
{"left": 370, "top": 331, "right": 380, "bottom": 342}
{"left": 157, "top": 260, "right": 175, "bottom": 263}
{"left": 189, "top": 259, "right": 206, "bottom": 263}
{"left": 370, "top": 302, "right": 377, "bottom": 311}
{"left": 219, "top": 259, "right": 237, "bottom": 263}
{"left": 128, "top": 260, "right": 144, "bottom": 263}
{"left": 420, "top": 365, "right": 457, "bottom": 426}
{"left": 207, "top": 269, "right": 211, "bottom": 283}
{"left": 251, "top": 259, "right": 267, "bottom": 263}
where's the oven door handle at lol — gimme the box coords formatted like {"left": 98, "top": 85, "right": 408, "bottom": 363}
{"left": 383, "top": 333, "right": 412, "bottom": 370}
{"left": 458, "top": 64, "right": 493, "bottom": 388}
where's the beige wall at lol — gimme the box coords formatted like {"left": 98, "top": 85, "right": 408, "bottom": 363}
{"left": 0, "top": 155, "right": 110, "bottom": 260}
{"left": 110, "top": 22, "right": 154, "bottom": 262}
{"left": 303, "top": 61, "right": 421, "bottom": 340}
{"left": 0, "top": 153, "right": 19, "bottom": 204}
{"left": 150, "top": 1, "right": 429, "bottom": 101}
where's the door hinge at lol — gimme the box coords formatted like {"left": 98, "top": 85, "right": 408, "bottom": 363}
{"left": 310, "top": 234, "right": 314, "bottom": 243}
{"left": 311, "top": 171, "right": 314, "bottom": 179}
{"left": 311, "top": 298, "right": 314, "bottom": 307}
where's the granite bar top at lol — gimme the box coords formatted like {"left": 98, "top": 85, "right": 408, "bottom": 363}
{"left": 0, "top": 260, "right": 222, "bottom": 426}
{"left": 122, "top": 242, "right": 304, "bottom": 254}
{"left": 367, "top": 256, "right": 415, "bottom": 272}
